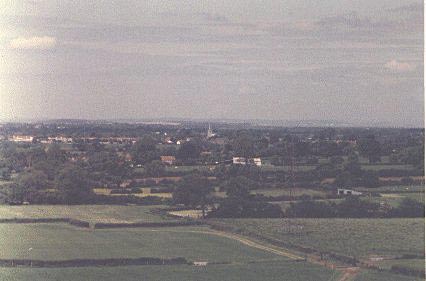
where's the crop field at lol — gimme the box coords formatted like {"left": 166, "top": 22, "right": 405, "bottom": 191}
{"left": 0, "top": 262, "right": 335, "bottom": 281}
{"left": 0, "top": 205, "right": 175, "bottom": 223}
{"left": 208, "top": 218, "right": 425, "bottom": 258}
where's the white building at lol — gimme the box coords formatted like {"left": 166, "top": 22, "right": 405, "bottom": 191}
{"left": 252, "top": 158, "right": 262, "bottom": 167}
{"left": 233, "top": 157, "right": 247, "bottom": 165}
{"left": 337, "top": 189, "right": 362, "bottom": 196}
{"left": 10, "top": 135, "right": 34, "bottom": 142}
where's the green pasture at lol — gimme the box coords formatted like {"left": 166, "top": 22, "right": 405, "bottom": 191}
{"left": 0, "top": 262, "right": 335, "bottom": 281}
{"left": 208, "top": 218, "right": 425, "bottom": 258}
{"left": 0, "top": 205, "right": 174, "bottom": 223}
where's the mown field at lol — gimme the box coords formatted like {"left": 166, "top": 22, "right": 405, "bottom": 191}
{"left": 252, "top": 188, "right": 327, "bottom": 198}
{"left": 354, "top": 270, "right": 424, "bottom": 281}
{"left": 208, "top": 218, "right": 425, "bottom": 258}
{"left": 0, "top": 262, "right": 334, "bottom": 281}
{"left": 0, "top": 224, "right": 282, "bottom": 262}
{"left": 0, "top": 205, "right": 175, "bottom": 223}
{"left": 0, "top": 222, "right": 337, "bottom": 281}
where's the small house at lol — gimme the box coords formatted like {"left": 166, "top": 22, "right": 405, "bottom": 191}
{"left": 337, "top": 189, "right": 362, "bottom": 196}
{"left": 233, "top": 157, "right": 247, "bottom": 165}
{"left": 160, "top": 156, "right": 176, "bottom": 165}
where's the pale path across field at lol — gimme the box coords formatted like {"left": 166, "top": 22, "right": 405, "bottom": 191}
{"left": 149, "top": 229, "right": 304, "bottom": 260}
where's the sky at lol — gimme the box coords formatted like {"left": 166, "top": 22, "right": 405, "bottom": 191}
{"left": 0, "top": 0, "right": 423, "bottom": 127}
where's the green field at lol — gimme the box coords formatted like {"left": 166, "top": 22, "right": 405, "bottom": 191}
{"left": 208, "top": 218, "right": 425, "bottom": 258}
{"left": 0, "top": 222, "right": 336, "bottom": 281}
{"left": 363, "top": 193, "right": 425, "bottom": 207}
{"left": 354, "top": 270, "right": 424, "bottom": 281}
{"left": 376, "top": 258, "right": 425, "bottom": 271}
{"left": 0, "top": 224, "right": 283, "bottom": 262}
{"left": 0, "top": 205, "right": 175, "bottom": 223}
{"left": 354, "top": 185, "right": 425, "bottom": 193}
{"left": 252, "top": 188, "right": 327, "bottom": 198}
{"left": 0, "top": 262, "right": 334, "bottom": 281}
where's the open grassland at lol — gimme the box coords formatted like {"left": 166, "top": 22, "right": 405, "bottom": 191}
{"left": 0, "top": 205, "right": 175, "bottom": 223}
{"left": 377, "top": 258, "right": 425, "bottom": 271}
{"left": 0, "top": 224, "right": 286, "bottom": 262}
{"left": 0, "top": 262, "right": 335, "bottom": 281}
{"left": 363, "top": 193, "right": 425, "bottom": 207}
{"left": 354, "top": 185, "right": 424, "bottom": 193}
{"left": 354, "top": 270, "right": 424, "bottom": 281}
{"left": 0, "top": 222, "right": 338, "bottom": 281}
{"left": 208, "top": 218, "right": 425, "bottom": 259}
{"left": 252, "top": 188, "right": 327, "bottom": 198}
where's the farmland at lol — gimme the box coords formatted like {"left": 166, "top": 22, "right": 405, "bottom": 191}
{"left": 0, "top": 224, "right": 285, "bottom": 261}
{"left": 0, "top": 205, "right": 174, "bottom": 224}
{"left": 0, "top": 262, "right": 334, "bottom": 281}
{"left": 0, "top": 222, "right": 336, "bottom": 281}
{"left": 207, "top": 218, "right": 425, "bottom": 258}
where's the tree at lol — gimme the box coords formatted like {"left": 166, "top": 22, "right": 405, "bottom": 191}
{"left": 55, "top": 164, "right": 93, "bottom": 204}
{"left": 232, "top": 135, "right": 255, "bottom": 158}
{"left": 222, "top": 176, "right": 254, "bottom": 198}
{"left": 172, "top": 174, "right": 212, "bottom": 218}
{"left": 87, "top": 151, "right": 129, "bottom": 187}
{"left": 176, "top": 141, "right": 201, "bottom": 164}
{"left": 358, "top": 136, "right": 381, "bottom": 163}
{"left": 131, "top": 136, "right": 158, "bottom": 164}
{"left": 15, "top": 170, "right": 48, "bottom": 202}
{"left": 144, "top": 160, "right": 165, "bottom": 177}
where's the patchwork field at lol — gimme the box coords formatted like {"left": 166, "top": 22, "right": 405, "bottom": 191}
{"left": 208, "top": 218, "right": 425, "bottom": 258}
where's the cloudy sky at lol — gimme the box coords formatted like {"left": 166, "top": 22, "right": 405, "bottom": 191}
{"left": 0, "top": 0, "right": 423, "bottom": 126}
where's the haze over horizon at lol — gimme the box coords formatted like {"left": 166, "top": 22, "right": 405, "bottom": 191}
{"left": 0, "top": 0, "right": 423, "bottom": 127}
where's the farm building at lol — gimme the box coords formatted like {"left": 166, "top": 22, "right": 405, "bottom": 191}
{"left": 337, "top": 189, "right": 362, "bottom": 196}
{"left": 252, "top": 158, "right": 262, "bottom": 166}
{"left": 233, "top": 157, "right": 247, "bottom": 165}
{"left": 160, "top": 156, "right": 176, "bottom": 165}
{"left": 193, "top": 261, "right": 208, "bottom": 266}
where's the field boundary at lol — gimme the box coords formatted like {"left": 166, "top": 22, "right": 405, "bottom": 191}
{"left": 0, "top": 217, "right": 203, "bottom": 229}
{"left": 0, "top": 257, "right": 187, "bottom": 268}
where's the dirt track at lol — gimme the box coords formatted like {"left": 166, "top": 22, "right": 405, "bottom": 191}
{"left": 150, "top": 228, "right": 304, "bottom": 260}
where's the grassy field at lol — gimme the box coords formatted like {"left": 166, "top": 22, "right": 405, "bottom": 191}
{"left": 354, "top": 185, "right": 425, "bottom": 193}
{"left": 376, "top": 258, "right": 425, "bottom": 271}
{"left": 252, "top": 188, "right": 327, "bottom": 198}
{"left": 0, "top": 222, "right": 337, "bottom": 281}
{"left": 363, "top": 193, "right": 425, "bottom": 207}
{"left": 0, "top": 205, "right": 175, "bottom": 223}
{"left": 208, "top": 218, "right": 425, "bottom": 258}
{"left": 0, "top": 262, "right": 335, "bottom": 281}
{"left": 354, "top": 270, "right": 424, "bottom": 281}
{"left": 0, "top": 224, "right": 285, "bottom": 262}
